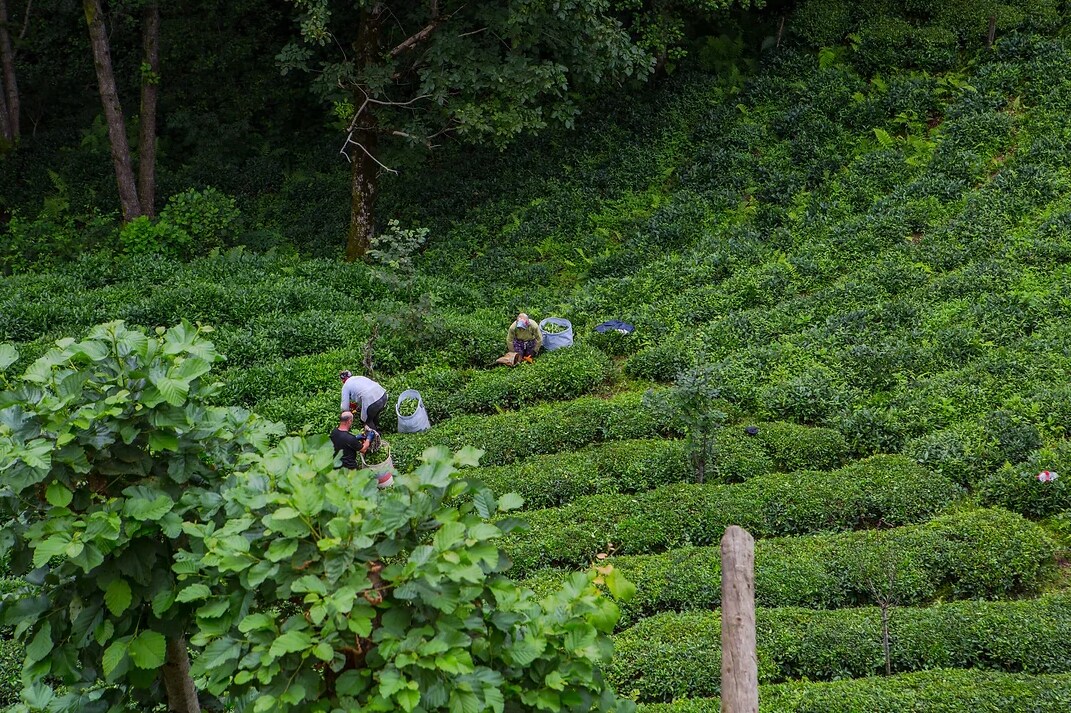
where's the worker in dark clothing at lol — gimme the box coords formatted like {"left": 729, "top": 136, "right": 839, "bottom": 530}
{"left": 330, "top": 411, "right": 376, "bottom": 469}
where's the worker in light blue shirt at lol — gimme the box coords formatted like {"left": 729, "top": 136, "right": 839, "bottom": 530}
{"left": 339, "top": 370, "right": 387, "bottom": 431}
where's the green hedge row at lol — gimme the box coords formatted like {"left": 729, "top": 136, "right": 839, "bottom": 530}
{"left": 504, "top": 455, "right": 959, "bottom": 573}
{"left": 979, "top": 442, "right": 1071, "bottom": 519}
{"left": 389, "top": 390, "right": 678, "bottom": 469}
{"left": 220, "top": 341, "right": 609, "bottom": 408}
{"left": 0, "top": 638, "right": 18, "bottom": 708}
{"left": 636, "top": 670, "right": 1071, "bottom": 713}
{"left": 611, "top": 594, "right": 1071, "bottom": 702}
{"left": 524, "top": 508, "right": 1052, "bottom": 625}
{"left": 471, "top": 422, "right": 847, "bottom": 510}
{"left": 243, "top": 344, "right": 614, "bottom": 433}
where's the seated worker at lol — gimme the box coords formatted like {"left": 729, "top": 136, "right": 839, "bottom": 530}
{"left": 339, "top": 370, "right": 387, "bottom": 431}
{"left": 329, "top": 411, "right": 377, "bottom": 470}
{"left": 507, "top": 312, "right": 543, "bottom": 363}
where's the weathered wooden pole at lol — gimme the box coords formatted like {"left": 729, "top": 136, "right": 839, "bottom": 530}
{"left": 721, "top": 526, "right": 758, "bottom": 713}
{"left": 987, "top": 15, "right": 997, "bottom": 49}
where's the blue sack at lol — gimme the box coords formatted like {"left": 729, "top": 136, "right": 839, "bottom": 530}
{"left": 540, "top": 317, "right": 574, "bottom": 351}
{"left": 595, "top": 320, "right": 635, "bottom": 334}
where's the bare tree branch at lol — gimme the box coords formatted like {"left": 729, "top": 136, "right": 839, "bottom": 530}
{"left": 17, "top": 0, "right": 30, "bottom": 44}
{"left": 387, "top": 1, "right": 460, "bottom": 59}
{"left": 341, "top": 131, "right": 398, "bottom": 174}
{"left": 388, "top": 20, "right": 440, "bottom": 58}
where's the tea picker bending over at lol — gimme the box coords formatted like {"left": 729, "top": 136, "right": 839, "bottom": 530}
{"left": 507, "top": 312, "right": 543, "bottom": 363}
{"left": 330, "top": 411, "right": 379, "bottom": 469}
{"left": 339, "top": 370, "right": 387, "bottom": 431}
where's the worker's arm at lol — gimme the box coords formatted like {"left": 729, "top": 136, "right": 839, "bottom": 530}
{"left": 534, "top": 323, "right": 543, "bottom": 351}
{"left": 340, "top": 384, "right": 349, "bottom": 412}
{"left": 506, "top": 322, "right": 516, "bottom": 351}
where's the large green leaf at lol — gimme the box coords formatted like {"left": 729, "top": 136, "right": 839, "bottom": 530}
{"left": 269, "top": 629, "right": 312, "bottom": 657}
{"left": 0, "top": 343, "right": 18, "bottom": 371}
{"left": 497, "top": 493, "right": 524, "bottom": 512}
{"left": 148, "top": 430, "right": 180, "bottom": 453}
{"left": 24, "top": 622, "right": 52, "bottom": 664}
{"left": 129, "top": 631, "right": 167, "bottom": 669}
{"left": 102, "top": 638, "right": 129, "bottom": 679}
{"left": 124, "top": 493, "right": 175, "bottom": 522}
{"left": 45, "top": 482, "right": 73, "bottom": 508}
{"left": 173, "top": 356, "right": 212, "bottom": 383}
{"left": 176, "top": 583, "right": 212, "bottom": 602}
{"left": 32, "top": 536, "right": 69, "bottom": 568}
{"left": 473, "top": 489, "right": 497, "bottom": 519}
{"left": 192, "top": 637, "right": 241, "bottom": 676}
{"left": 153, "top": 376, "right": 190, "bottom": 407}
{"left": 105, "top": 579, "right": 133, "bottom": 617}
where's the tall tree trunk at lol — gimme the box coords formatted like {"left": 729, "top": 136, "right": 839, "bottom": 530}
{"left": 84, "top": 0, "right": 141, "bottom": 222}
{"left": 347, "top": 118, "right": 378, "bottom": 261}
{"left": 0, "top": 74, "right": 10, "bottom": 142}
{"left": 137, "top": 0, "right": 160, "bottom": 217}
{"left": 162, "top": 636, "right": 201, "bottom": 713}
{"left": 346, "top": 4, "right": 383, "bottom": 262}
{"left": 0, "top": 0, "right": 19, "bottom": 139}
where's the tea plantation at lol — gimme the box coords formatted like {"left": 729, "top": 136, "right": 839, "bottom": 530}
{"left": 7, "top": 10, "right": 1071, "bottom": 712}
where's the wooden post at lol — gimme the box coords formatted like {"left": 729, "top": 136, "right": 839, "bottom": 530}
{"left": 987, "top": 15, "right": 996, "bottom": 49}
{"left": 721, "top": 526, "right": 758, "bottom": 713}
{"left": 776, "top": 16, "right": 785, "bottom": 48}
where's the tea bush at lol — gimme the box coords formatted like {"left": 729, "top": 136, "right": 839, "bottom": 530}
{"left": 636, "top": 670, "right": 1071, "bottom": 712}
{"left": 504, "top": 456, "right": 960, "bottom": 573}
{"left": 611, "top": 594, "right": 1071, "bottom": 701}
{"left": 471, "top": 422, "right": 848, "bottom": 509}
{"left": 523, "top": 508, "right": 1051, "bottom": 624}
{"left": 243, "top": 345, "right": 616, "bottom": 433}
{"left": 980, "top": 442, "right": 1071, "bottom": 518}
{"left": 390, "top": 390, "right": 678, "bottom": 469}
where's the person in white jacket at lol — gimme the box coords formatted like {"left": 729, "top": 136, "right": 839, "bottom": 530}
{"left": 339, "top": 370, "right": 387, "bottom": 431}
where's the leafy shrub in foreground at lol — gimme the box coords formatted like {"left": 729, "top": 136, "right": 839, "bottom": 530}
{"left": 611, "top": 594, "right": 1071, "bottom": 701}
{"left": 0, "top": 322, "right": 283, "bottom": 710}
{"left": 523, "top": 507, "right": 1051, "bottom": 625}
{"left": 0, "top": 323, "right": 637, "bottom": 712}
{"left": 504, "top": 455, "right": 959, "bottom": 574}
{"left": 176, "top": 442, "right": 636, "bottom": 713}
{"left": 635, "top": 670, "right": 1071, "bottom": 712}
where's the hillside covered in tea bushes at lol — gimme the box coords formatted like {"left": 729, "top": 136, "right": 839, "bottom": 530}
{"left": 6, "top": 1, "right": 1071, "bottom": 710}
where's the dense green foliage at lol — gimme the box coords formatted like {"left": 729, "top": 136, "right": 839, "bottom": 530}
{"left": 636, "top": 670, "right": 1071, "bottom": 712}
{"left": 503, "top": 456, "right": 959, "bottom": 573}
{"left": 0, "top": 324, "right": 635, "bottom": 711}
{"left": 0, "top": 322, "right": 280, "bottom": 708}
{"left": 470, "top": 421, "right": 846, "bottom": 510}
{"left": 8, "top": 0, "right": 1071, "bottom": 709}
{"left": 611, "top": 594, "right": 1071, "bottom": 701}
{"left": 525, "top": 508, "right": 1055, "bottom": 624}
